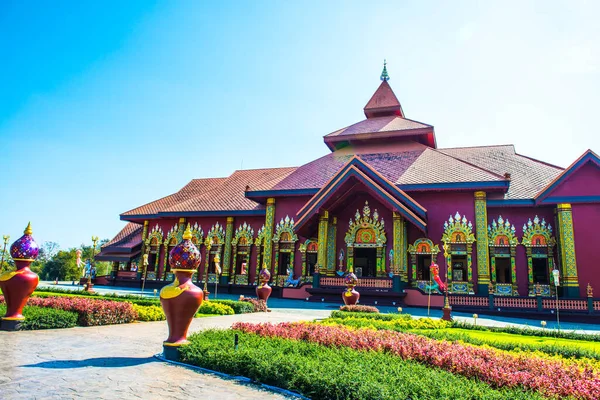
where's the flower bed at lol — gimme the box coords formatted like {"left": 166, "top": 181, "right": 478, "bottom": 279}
{"left": 197, "top": 301, "right": 234, "bottom": 316}
{"left": 180, "top": 329, "right": 544, "bottom": 400}
{"left": 233, "top": 322, "right": 600, "bottom": 399}
{"left": 324, "top": 315, "right": 450, "bottom": 331}
{"left": 132, "top": 304, "right": 165, "bottom": 321}
{"left": 0, "top": 295, "right": 138, "bottom": 326}
{"left": 239, "top": 297, "right": 267, "bottom": 312}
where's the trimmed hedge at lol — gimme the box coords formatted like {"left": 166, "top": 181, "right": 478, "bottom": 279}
{"left": 212, "top": 299, "right": 254, "bottom": 314}
{"left": 0, "top": 304, "right": 77, "bottom": 330}
{"left": 324, "top": 315, "right": 450, "bottom": 331}
{"left": 330, "top": 310, "right": 412, "bottom": 321}
{"left": 239, "top": 297, "right": 268, "bottom": 312}
{"left": 180, "top": 329, "right": 545, "bottom": 400}
{"left": 339, "top": 304, "right": 379, "bottom": 313}
{"left": 452, "top": 320, "right": 600, "bottom": 342}
{"left": 197, "top": 301, "right": 234, "bottom": 316}
{"left": 132, "top": 304, "right": 165, "bottom": 321}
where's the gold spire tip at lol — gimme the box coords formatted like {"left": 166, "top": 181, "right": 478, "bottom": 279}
{"left": 183, "top": 223, "right": 192, "bottom": 240}
{"left": 24, "top": 222, "right": 33, "bottom": 235}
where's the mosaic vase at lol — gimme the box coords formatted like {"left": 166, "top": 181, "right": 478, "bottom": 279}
{"left": 342, "top": 272, "right": 360, "bottom": 305}
{"left": 256, "top": 265, "right": 272, "bottom": 304}
{"left": 0, "top": 223, "right": 40, "bottom": 330}
{"left": 160, "top": 225, "right": 203, "bottom": 352}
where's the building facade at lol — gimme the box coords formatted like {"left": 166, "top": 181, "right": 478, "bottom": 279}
{"left": 98, "top": 65, "right": 600, "bottom": 300}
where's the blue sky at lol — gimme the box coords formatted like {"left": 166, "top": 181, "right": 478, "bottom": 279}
{"left": 1, "top": 1, "right": 599, "bottom": 249}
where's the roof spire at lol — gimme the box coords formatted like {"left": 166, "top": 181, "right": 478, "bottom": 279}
{"left": 380, "top": 59, "right": 389, "bottom": 81}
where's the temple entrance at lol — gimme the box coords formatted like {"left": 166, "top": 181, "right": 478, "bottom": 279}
{"left": 307, "top": 253, "right": 317, "bottom": 275}
{"left": 533, "top": 258, "right": 549, "bottom": 284}
{"left": 495, "top": 258, "right": 511, "bottom": 284}
{"left": 278, "top": 252, "right": 291, "bottom": 275}
{"left": 416, "top": 254, "right": 431, "bottom": 281}
{"left": 354, "top": 248, "right": 377, "bottom": 278}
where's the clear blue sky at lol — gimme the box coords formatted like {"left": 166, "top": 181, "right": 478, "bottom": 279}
{"left": 1, "top": 1, "right": 599, "bottom": 249}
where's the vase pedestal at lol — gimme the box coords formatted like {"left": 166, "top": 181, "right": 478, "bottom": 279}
{"left": 342, "top": 288, "right": 360, "bottom": 305}
{"left": 0, "top": 318, "right": 23, "bottom": 331}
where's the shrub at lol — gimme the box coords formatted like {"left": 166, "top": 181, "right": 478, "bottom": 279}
{"left": 324, "top": 315, "right": 450, "bottom": 331}
{"left": 180, "top": 329, "right": 545, "bottom": 400}
{"left": 0, "top": 304, "right": 77, "bottom": 330}
{"left": 240, "top": 297, "right": 268, "bottom": 312}
{"left": 133, "top": 304, "right": 165, "bottom": 321}
{"left": 330, "top": 310, "right": 411, "bottom": 321}
{"left": 451, "top": 320, "right": 600, "bottom": 342}
{"left": 34, "top": 290, "right": 161, "bottom": 307}
{"left": 197, "top": 301, "right": 234, "bottom": 316}
{"left": 2, "top": 295, "right": 139, "bottom": 326}
{"left": 339, "top": 304, "right": 379, "bottom": 313}
{"left": 212, "top": 299, "right": 254, "bottom": 314}
{"left": 233, "top": 322, "right": 600, "bottom": 399}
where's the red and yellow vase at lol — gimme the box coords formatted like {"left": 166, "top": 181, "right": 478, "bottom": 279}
{"left": 256, "top": 264, "right": 272, "bottom": 304}
{"left": 160, "top": 224, "right": 203, "bottom": 358}
{"left": 342, "top": 272, "right": 360, "bottom": 305}
{"left": 0, "top": 223, "right": 40, "bottom": 331}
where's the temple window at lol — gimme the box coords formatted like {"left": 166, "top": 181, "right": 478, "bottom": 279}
{"left": 344, "top": 201, "right": 387, "bottom": 278}
{"left": 143, "top": 224, "right": 164, "bottom": 281}
{"left": 231, "top": 222, "right": 254, "bottom": 285}
{"left": 203, "top": 222, "right": 225, "bottom": 284}
{"left": 254, "top": 225, "right": 267, "bottom": 284}
{"left": 487, "top": 216, "right": 519, "bottom": 296}
{"left": 441, "top": 212, "right": 476, "bottom": 294}
{"left": 408, "top": 239, "right": 440, "bottom": 290}
{"left": 272, "top": 216, "right": 298, "bottom": 286}
{"left": 522, "top": 216, "right": 556, "bottom": 296}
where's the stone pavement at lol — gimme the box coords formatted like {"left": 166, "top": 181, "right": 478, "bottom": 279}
{"left": 0, "top": 310, "right": 330, "bottom": 400}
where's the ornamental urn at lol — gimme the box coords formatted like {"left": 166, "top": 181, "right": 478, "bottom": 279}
{"left": 342, "top": 272, "right": 360, "bottom": 305}
{"left": 160, "top": 224, "right": 203, "bottom": 358}
{"left": 256, "top": 264, "right": 272, "bottom": 304}
{"left": 0, "top": 223, "right": 40, "bottom": 331}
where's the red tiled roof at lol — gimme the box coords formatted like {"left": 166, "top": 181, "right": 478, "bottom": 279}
{"left": 121, "top": 178, "right": 226, "bottom": 217}
{"left": 363, "top": 80, "right": 403, "bottom": 117}
{"left": 103, "top": 222, "right": 143, "bottom": 250}
{"left": 325, "top": 116, "right": 432, "bottom": 138}
{"left": 161, "top": 167, "right": 296, "bottom": 213}
{"left": 438, "top": 145, "right": 563, "bottom": 199}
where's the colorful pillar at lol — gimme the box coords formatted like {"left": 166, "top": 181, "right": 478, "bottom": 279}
{"left": 221, "top": 217, "right": 234, "bottom": 284}
{"left": 317, "top": 211, "right": 330, "bottom": 275}
{"left": 326, "top": 217, "right": 337, "bottom": 275}
{"left": 263, "top": 198, "right": 276, "bottom": 271}
{"left": 474, "top": 191, "right": 490, "bottom": 294}
{"left": 557, "top": 204, "right": 579, "bottom": 297}
{"left": 177, "top": 217, "right": 186, "bottom": 240}
{"left": 392, "top": 212, "right": 405, "bottom": 289}
{"left": 138, "top": 220, "right": 149, "bottom": 280}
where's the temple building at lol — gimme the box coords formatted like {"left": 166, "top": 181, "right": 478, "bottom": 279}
{"left": 98, "top": 64, "right": 600, "bottom": 302}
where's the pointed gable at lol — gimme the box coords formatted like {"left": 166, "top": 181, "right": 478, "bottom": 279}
{"left": 364, "top": 80, "right": 404, "bottom": 118}
{"left": 536, "top": 150, "right": 600, "bottom": 204}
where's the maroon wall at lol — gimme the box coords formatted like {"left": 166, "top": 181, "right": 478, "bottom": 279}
{"left": 572, "top": 204, "right": 600, "bottom": 297}
{"left": 547, "top": 162, "right": 600, "bottom": 198}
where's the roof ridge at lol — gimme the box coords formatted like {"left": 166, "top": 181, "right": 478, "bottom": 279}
{"left": 514, "top": 152, "right": 564, "bottom": 171}
{"left": 438, "top": 144, "right": 515, "bottom": 151}
{"left": 428, "top": 148, "right": 507, "bottom": 180}
{"left": 232, "top": 166, "right": 298, "bottom": 173}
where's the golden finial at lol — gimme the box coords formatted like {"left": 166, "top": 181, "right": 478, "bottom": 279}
{"left": 262, "top": 262, "right": 268, "bottom": 270}
{"left": 183, "top": 223, "right": 192, "bottom": 240}
{"left": 24, "top": 222, "right": 33, "bottom": 235}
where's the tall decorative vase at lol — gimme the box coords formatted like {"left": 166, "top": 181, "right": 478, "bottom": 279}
{"left": 0, "top": 223, "right": 40, "bottom": 331}
{"left": 256, "top": 264, "right": 272, "bottom": 306}
{"left": 342, "top": 272, "right": 360, "bottom": 305}
{"left": 160, "top": 224, "right": 203, "bottom": 361}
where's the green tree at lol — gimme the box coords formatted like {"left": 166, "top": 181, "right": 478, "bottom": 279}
{"left": 41, "top": 250, "right": 81, "bottom": 281}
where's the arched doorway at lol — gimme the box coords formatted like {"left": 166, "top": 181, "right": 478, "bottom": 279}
{"left": 144, "top": 224, "right": 163, "bottom": 281}
{"left": 408, "top": 238, "right": 440, "bottom": 290}
{"left": 231, "top": 222, "right": 254, "bottom": 285}
{"left": 488, "top": 216, "right": 518, "bottom": 296}
{"left": 441, "top": 212, "right": 475, "bottom": 294}
{"left": 522, "top": 216, "right": 556, "bottom": 296}
{"left": 300, "top": 239, "right": 318, "bottom": 281}
{"left": 344, "top": 201, "right": 386, "bottom": 278}
{"left": 162, "top": 223, "right": 179, "bottom": 281}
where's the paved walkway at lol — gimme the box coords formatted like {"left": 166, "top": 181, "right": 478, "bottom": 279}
{"left": 0, "top": 310, "right": 329, "bottom": 400}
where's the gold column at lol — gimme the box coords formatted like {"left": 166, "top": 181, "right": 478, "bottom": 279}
{"left": 263, "top": 198, "right": 276, "bottom": 270}
{"left": 474, "top": 191, "right": 490, "bottom": 293}
{"left": 317, "top": 211, "right": 330, "bottom": 275}
{"left": 392, "top": 212, "right": 405, "bottom": 278}
{"left": 557, "top": 204, "right": 579, "bottom": 297}
{"left": 222, "top": 216, "right": 234, "bottom": 279}
{"left": 326, "top": 217, "right": 337, "bottom": 275}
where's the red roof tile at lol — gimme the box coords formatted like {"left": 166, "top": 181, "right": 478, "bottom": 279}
{"left": 325, "top": 116, "right": 432, "bottom": 138}
{"left": 363, "top": 80, "right": 404, "bottom": 118}
{"left": 161, "top": 167, "right": 296, "bottom": 213}
{"left": 438, "top": 145, "right": 563, "bottom": 199}
{"left": 103, "top": 222, "right": 143, "bottom": 249}
{"left": 121, "top": 178, "right": 226, "bottom": 217}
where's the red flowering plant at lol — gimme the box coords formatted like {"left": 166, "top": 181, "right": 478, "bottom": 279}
{"left": 232, "top": 322, "right": 600, "bottom": 399}
{"left": 1, "top": 295, "right": 138, "bottom": 326}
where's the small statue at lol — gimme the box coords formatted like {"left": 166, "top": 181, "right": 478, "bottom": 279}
{"left": 588, "top": 283, "right": 593, "bottom": 298}
{"left": 284, "top": 267, "right": 300, "bottom": 287}
{"left": 488, "top": 282, "right": 494, "bottom": 294}
{"left": 424, "top": 263, "right": 446, "bottom": 294}
{"left": 535, "top": 282, "right": 542, "bottom": 296}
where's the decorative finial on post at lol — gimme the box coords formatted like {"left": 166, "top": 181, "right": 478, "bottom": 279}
{"left": 183, "top": 223, "right": 192, "bottom": 240}
{"left": 380, "top": 59, "right": 389, "bottom": 81}
{"left": 24, "top": 222, "right": 33, "bottom": 236}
